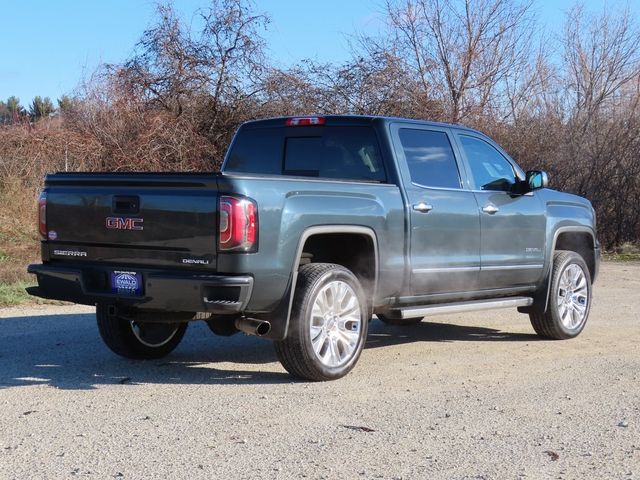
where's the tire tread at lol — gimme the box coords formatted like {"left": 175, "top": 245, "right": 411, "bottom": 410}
{"left": 274, "top": 263, "right": 367, "bottom": 381}
{"left": 529, "top": 250, "right": 591, "bottom": 340}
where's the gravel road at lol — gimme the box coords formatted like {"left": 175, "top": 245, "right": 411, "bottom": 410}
{"left": 1, "top": 262, "right": 638, "bottom": 479}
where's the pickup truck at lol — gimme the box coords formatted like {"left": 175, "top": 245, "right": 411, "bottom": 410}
{"left": 27, "top": 115, "right": 600, "bottom": 381}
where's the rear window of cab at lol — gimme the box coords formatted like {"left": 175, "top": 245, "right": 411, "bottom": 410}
{"left": 224, "top": 126, "right": 386, "bottom": 182}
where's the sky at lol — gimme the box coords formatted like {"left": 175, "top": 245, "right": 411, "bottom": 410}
{"left": 0, "top": 0, "right": 636, "bottom": 107}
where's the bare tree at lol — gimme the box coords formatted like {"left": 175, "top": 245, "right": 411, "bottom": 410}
{"left": 124, "top": 1, "right": 268, "bottom": 116}
{"left": 385, "top": 0, "right": 534, "bottom": 123}
{"left": 557, "top": 4, "right": 640, "bottom": 247}
{"left": 124, "top": 4, "right": 203, "bottom": 116}
{"left": 562, "top": 4, "right": 640, "bottom": 120}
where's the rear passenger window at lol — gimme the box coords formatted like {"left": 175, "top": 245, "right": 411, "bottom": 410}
{"left": 399, "top": 129, "right": 461, "bottom": 189}
{"left": 225, "top": 126, "right": 386, "bottom": 182}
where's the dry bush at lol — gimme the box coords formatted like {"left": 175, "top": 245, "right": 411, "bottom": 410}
{"left": 0, "top": 120, "right": 70, "bottom": 185}
{"left": 0, "top": 181, "right": 39, "bottom": 283}
{"left": 65, "top": 74, "right": 216, "bottom": 172}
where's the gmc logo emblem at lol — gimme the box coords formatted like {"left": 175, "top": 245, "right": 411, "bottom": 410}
{"left": 106, "top": 217, "right": 144, "bottom": 231}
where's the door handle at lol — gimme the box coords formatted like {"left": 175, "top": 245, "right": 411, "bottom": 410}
{"left": 413, "top": 202, "right": 433, "bottom": 213}
{"left": 482, "top": 204, "right": 499, "bottom": 214}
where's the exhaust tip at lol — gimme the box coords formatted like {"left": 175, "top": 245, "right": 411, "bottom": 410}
{"left": 255, "top": 321, "right": 271, "bottom": 336}
{"left": 234, "top": 317, "right": 271, "bottom": 336}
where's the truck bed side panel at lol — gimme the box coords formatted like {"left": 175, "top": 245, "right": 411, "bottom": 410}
{"left": 216, "top": 174, "right": 406, "bottom": 312}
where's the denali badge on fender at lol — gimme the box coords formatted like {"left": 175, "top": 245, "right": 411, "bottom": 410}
{"left": 106, "top": 217, "right": 144, "bottom": 231}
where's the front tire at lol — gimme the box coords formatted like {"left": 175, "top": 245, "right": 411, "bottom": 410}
{"left": 274, "top": 263, "right": 369, "bottom": 381}
{"left": 96, "top": 304, "right": 188, "bottom": 359}
{"left": 529, "top": 250, "right": 592, "bottom": 339}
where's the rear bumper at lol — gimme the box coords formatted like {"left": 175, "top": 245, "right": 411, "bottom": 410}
{"left": 27, "top": 263, "right": 253, "bottom": 314}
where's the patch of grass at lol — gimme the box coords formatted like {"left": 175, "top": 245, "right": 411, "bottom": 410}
{"left": 0, "top": 281, "right": 66, "bottom": 308}
{"left": 618, "top": 242, "right": 640, "bottom": 254}
{"left": 0, "top": 281, "right": 35, "bottom": 307}
{"left": 603, "top": 252, "right": 640, "bottom": 262}
{"left": 603, "top": 242, "right": 640, "bottom": 262}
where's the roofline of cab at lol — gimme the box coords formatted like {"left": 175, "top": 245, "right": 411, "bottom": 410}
{"left": 238, "top": 115, "right": 482, "bottom": 136}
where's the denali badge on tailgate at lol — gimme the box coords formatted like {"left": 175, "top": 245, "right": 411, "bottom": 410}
{"left": 106, "top": 217, "right": 144, "bottom": 231}
{"left": 181, "top": 257, "right": 210, "bottom": 265}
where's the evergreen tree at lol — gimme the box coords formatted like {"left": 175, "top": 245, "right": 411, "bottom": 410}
{"left": 57, "top": 95, "right": 73, "bottom": 113}
{"left": 0, "top": 100, "right": 9, "bottom": 124}
{"left": 29, "top": 96, "right": 55, "bottom": 119}
{"left": 6, "top": 96, "right": 21, "bottom": 114}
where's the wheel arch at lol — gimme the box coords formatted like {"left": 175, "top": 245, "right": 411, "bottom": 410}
{"left": 282, "top": 225, "right": 379, "bottom": 338}
{"left": 540, "top": 226, "right": 597, "bottom": 312}
{"left": 553, "top": 229, "right": 598, "bottom": 280}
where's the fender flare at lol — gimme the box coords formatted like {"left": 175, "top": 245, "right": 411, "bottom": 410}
{"left": 281, "top": 225, "right": 379, "bottom": 338}
{"left": 540, "top": 226, "right": 596, "bottom": 311}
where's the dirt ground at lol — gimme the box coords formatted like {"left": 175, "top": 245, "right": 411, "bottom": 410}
{"left": 0, "top": 262, "right": 638, "bottom": 479}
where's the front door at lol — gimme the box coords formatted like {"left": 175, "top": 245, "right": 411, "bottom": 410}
{"left": 454, "top": 133, "right": 546, "bottom": 289}
{"left": 391, "top": 125, "right": 481, "bottom": 296}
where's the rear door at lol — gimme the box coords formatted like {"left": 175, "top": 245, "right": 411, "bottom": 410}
{"left": 453, "top": 132, "right": 546, "bottom": 289}
{"left": 390, "top": 123, "right": 480, "bottom": 295}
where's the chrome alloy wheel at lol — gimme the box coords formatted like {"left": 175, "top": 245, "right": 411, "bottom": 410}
{"left": 309, "top": 280, "right": 362, "bottom": 368}
{"left": 130, "top": 321, "right": 180, "bottom": 348}
{"left": 556, "top": 263, "right": 589, "bottom": 329}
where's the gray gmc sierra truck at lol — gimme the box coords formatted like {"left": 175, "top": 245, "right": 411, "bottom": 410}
{"left": 28, "top": 115, "right": 600, "bottom": 381}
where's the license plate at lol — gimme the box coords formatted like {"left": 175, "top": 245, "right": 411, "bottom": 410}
{"left": 110, "top": 271, "right": 143, "bottom": 296}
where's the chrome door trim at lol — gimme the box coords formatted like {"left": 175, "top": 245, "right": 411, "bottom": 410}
{"left": 481, "top": 264, "right": 544, "bottom": 271}
{"left": 413, "top": 264, "right": 543, "bottom": 274}
{"left": 412, "top": 266, "right": 480, "bottom": 274}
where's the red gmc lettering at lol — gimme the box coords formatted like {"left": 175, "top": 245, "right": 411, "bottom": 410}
{"left": 105, "top": 217, "right": 144, "bottom": 231}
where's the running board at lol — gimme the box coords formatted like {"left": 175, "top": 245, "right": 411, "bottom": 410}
{"left": 394, "top": 296, "right": 534, "bottom": 319}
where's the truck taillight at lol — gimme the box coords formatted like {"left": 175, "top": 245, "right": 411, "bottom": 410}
{"left": 218, "top": 195, "right": 258, "bottom": 252}
{"left": 38, "top": 191, "right": 47, "bottom": 239}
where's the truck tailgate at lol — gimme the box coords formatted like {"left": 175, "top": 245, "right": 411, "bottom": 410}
{"left": 43, "top": 173, "right": 219, "bottom": 269}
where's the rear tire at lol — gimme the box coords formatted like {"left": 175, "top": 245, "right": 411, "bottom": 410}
{"left": 274, "top": 263, "right": 369, "bottom": 381}
{"left": 529, "top": 250, "right": 592, "bottom": 339}
{"left": 96, "top": 304, "right": 188, "bottom": 359}
{"left": 377, "top": 313, "right": 423, "bottom": 326}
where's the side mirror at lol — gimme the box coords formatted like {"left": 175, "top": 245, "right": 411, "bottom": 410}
{"left": 526, "top": 170, "right": 549, "bottom": 191}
